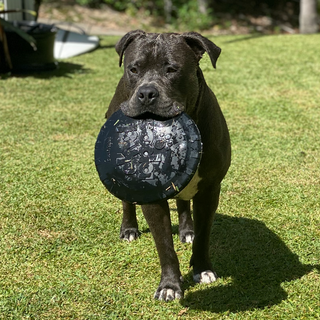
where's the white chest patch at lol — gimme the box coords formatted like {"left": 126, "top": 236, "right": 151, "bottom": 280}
{"left": 174, "top": 169, "right": 201, "bottom": 201}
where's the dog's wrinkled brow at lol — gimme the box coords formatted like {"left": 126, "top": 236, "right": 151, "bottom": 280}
{"left": 151, "top": 34, "right": 167, "bottom": 56}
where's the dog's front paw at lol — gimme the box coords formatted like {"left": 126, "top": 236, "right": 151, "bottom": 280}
{"left": 179, "top": 230, "right": 194, "bottom": 243}
{"left": 120, "top": 228, "right": 140, "bottom": 242}
{"left": 193, "top": 270, "right": 218, "bottom": 284}
{"left": 154, "top": 287, "right": 183, "bottom": 301}
{"left": 154, "top": 276, "right": 183, "bottom": 301}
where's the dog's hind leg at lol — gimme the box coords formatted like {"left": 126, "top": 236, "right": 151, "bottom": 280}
{"left": 120, "top": 201, "right": 140, "bottom": 241}
{"left": 176, "top": 199, "right": 194, "bottom": 243}
{"left": 190, "top": 184, "right": 220, "bottom": 283}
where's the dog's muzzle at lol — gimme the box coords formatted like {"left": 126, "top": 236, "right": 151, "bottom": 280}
{"left": 120, "top": 84, "right": 184, "bottom": 119}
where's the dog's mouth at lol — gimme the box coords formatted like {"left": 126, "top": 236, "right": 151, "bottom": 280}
{"left": 120, "top": 100, "right": 184, "bottom": 121}
{"left": 131, "top": 112, "right": 173, "bottom": 121}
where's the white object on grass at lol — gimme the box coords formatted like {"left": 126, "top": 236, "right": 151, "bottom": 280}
{"left": 54, "top": 28, "right": 99, "bottom": 59}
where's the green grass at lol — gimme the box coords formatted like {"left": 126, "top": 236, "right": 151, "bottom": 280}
{"left": 1, "top": 33, "right": 320, "bottom": 319}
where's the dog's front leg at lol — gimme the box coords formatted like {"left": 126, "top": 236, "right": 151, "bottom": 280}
{"left": 120, "top": 201, "right": 139, "bottom": 241}
{"left": 141, "top": 200, "right": 183, "bottom": 301}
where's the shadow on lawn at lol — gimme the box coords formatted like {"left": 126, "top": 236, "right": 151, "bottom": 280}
{"left": 181, "top": 213, "right": 319, "bottom": 313}
{"left": 1, "top": 61, "right": 91, "bottom": 79}
{"left": 42, "top": 61, "right": 91, "bottom": 78}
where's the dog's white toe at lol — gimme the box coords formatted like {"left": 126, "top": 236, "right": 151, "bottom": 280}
{"left": 120, "top": 228, "right": 139, "bottom": 242}
{"left": 185, "top": 234, "right": 194, "bottom": 243}
{"left": 128, "top": 232, "right": 136, "bottom": 242}
{"left": 193, "top": 270, "right": 218, "bottom": 284}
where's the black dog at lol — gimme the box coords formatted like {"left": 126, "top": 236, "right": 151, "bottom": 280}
{"left": 106, "top": 30, "right": 231, "bottom": 301}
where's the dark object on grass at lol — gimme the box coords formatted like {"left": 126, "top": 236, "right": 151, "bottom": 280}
{"left": 0, "top": 21, "right": 56, "bottom": 73}
{"left": 95, "top": 109, "right": 202, "bottom": 205}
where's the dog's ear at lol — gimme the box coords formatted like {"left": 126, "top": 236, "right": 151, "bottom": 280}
{"left": 116, "top": 30, "right": 146, "bottom": 67}
{"left": 181, "top": 32, "right": 221, "bottom": 68}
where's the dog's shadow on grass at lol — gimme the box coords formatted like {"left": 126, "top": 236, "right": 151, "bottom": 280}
{"left": 180, "top": 213, "right": 319, "bottom": 313}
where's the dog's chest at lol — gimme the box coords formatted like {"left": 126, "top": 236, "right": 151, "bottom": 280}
{"left": 174, "top": 169, "right": 201, "bottom": 200}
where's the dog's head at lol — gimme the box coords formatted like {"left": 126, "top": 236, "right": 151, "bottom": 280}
{"left": 115, "top": 30, "right": 221, "bottom": 119}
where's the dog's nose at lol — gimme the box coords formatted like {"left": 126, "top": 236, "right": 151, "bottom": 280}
{"left": 137, "top": 86, "right": 159, "bottom": 106}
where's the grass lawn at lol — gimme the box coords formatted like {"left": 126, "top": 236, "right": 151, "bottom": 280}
{"left": 1, "top": 33, "right": 320, "bottom": 319}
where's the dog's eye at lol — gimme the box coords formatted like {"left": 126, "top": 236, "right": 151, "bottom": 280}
{"left": 130, "top": 67, "right": 138, "bottom": 74}
{"left": 166, "top": 67, "right": 177, "bottom": 74}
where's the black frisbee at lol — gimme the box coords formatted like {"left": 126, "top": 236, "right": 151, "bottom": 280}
{"left": 94, "top": 109, "right": 202, "bottom": 204}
